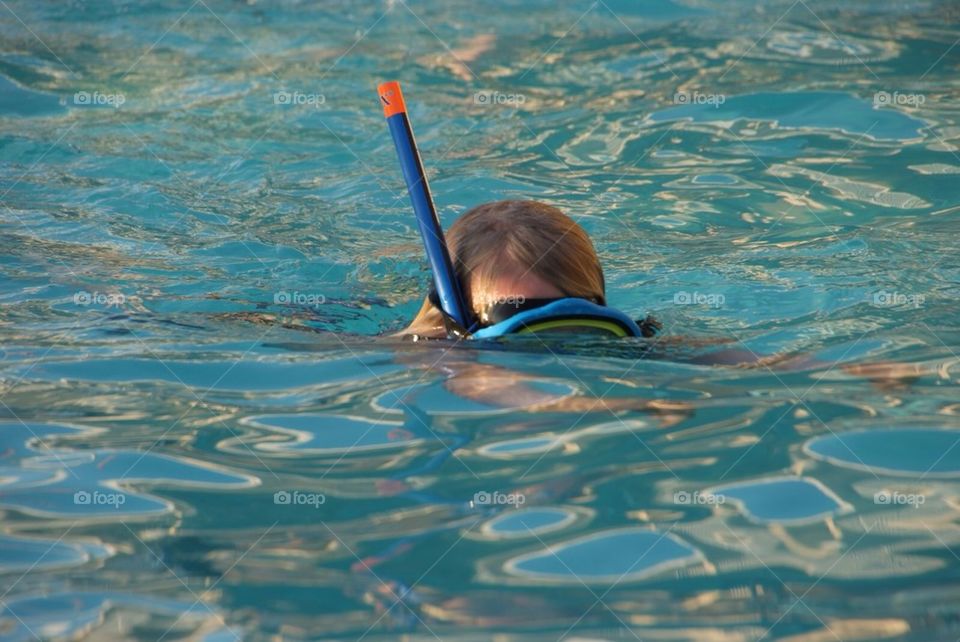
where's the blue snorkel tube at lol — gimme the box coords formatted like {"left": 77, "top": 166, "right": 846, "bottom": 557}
{"left": 378, "top": 81, "right": 658, "bottom": 341}
{"left": 378, "top": 81, "right": 473, "bottom": 335}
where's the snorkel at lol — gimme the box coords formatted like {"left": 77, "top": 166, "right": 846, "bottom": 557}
{"left": 378, "top": 81, "right": 474, "bottom": 336}
{"left": 378, "top": 82, "right": 657, "bottom": 340}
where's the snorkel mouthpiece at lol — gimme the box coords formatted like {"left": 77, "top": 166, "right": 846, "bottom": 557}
{"left": 378, "top": 81, "right": 473, "bottom": 333}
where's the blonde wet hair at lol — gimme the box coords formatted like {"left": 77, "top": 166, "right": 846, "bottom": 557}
{"left": 399, "top": 200, "right": 606, "bottom": 338}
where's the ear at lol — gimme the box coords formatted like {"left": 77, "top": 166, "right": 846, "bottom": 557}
{"left": 637, "top": 314, "right": 662, "bottom": 337}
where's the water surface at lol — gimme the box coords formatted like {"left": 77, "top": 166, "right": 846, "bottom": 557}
{"left": 1, "top": 0, "right": 959, "bottom": 639}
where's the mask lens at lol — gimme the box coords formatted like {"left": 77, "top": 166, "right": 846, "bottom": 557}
{"left": 480, "top": 298, "right": 567, "bottom": 326}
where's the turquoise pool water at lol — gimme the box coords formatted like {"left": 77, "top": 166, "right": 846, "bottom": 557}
{"left": 2, "top": 0, "right": 960, "bottom": 639}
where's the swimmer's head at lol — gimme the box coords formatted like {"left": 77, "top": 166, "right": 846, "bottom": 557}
{"left": 401, "top": 200, "right": 605, "bottom": 338}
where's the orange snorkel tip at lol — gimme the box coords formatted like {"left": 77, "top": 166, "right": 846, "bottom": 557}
{"left": 377, "top": 81, "right": 407, "bottom": 118}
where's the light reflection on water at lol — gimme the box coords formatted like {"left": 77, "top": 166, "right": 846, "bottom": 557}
{"left": 1, "top": 0, "right": 959, "bottom": 639}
